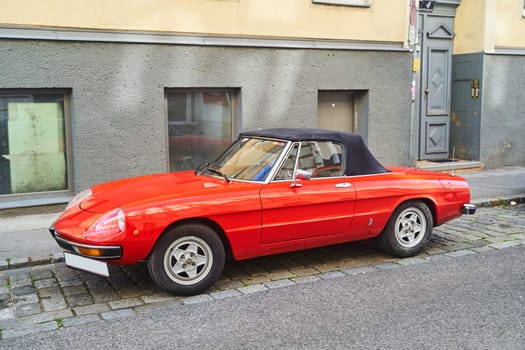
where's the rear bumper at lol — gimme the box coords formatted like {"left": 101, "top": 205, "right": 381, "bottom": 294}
{"left": 462, "top": 203, "right": 477, "bottom": 215}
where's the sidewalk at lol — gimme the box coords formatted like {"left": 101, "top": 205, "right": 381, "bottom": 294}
{"left": 0, "top": 212, "right": 63, "bottom": 267}
{"left": 1, "top": 166, "right": 524, "bottom": 269}
{"left": 461, "top": 166, "right": 525, "bottom": 205}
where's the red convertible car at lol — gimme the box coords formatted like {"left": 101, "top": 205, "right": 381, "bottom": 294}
{"left": 50, "top": 128, "right": 476, "bottom": 295}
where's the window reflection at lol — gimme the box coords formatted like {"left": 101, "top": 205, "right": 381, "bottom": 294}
{"left": 167, "top": 91, "right": 234, "bottom": 171}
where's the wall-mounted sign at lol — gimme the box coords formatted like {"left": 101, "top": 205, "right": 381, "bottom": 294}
{"left": 419, "top": 0, "right": 437, "bottom": 13}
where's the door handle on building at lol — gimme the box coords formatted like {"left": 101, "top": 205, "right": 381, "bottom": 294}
{"left": 471, "top": 80, "right": 480, "bottom": 99}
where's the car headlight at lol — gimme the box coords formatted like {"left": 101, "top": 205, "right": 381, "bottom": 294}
{"left": 65, "top": 188, "right": 92, "bottom": 211}
{"left": 84, "top": 208, "right": 126, "bottom": 241}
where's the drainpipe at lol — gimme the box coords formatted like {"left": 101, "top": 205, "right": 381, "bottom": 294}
{"left": 407, "top": 0, "right": 420, "bottom": 167}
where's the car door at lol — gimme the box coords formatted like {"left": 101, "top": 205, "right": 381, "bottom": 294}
{"left": 259, "top": 141, "right": 356, "bottom": 244}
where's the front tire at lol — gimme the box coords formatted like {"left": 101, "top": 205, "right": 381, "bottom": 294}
{"left": 147, "top": 224, "right": 225, "bottom": 296}
{"left": 379, "top": 201, "right": 433, "bottom": 257}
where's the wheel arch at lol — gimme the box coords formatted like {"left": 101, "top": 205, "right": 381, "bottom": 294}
{"left": 392, "top": 197, "right": 437, "bottom": 227}
{"left": 151, "top": 217, "right": 233, "bottom": 261}
{"left": 378, "top": 197, "right": 436, "bottom": 257}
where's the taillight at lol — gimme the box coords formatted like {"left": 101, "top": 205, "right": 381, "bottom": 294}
{"left": 84, "top": 208, "right": 126, "bottom": 241}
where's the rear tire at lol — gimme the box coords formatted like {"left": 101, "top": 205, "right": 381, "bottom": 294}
{"left": 147, "top": 224, "right": 225, "bottom": 296}
{"left": 379, "top": 201, "right": 433, "bottom": 257}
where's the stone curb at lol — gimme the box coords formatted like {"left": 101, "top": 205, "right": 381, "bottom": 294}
{"left": 0, "top": 195, "right": 523, "bottom": 272}
{"left": 0, "top": 254, "right": 64, "bottom": 272}
{"left": 472, "top": 194, "right": 525, "bottom": 207}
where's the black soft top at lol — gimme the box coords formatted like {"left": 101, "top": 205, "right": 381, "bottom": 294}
{"left": 239, "top": 128, "right": 388, "bottom": 176}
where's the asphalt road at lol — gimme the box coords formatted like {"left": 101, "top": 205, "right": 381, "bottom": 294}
{"left": 2, "top": 245, "right": 523, "bottom": 350}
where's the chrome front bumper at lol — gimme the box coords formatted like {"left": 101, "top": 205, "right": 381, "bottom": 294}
{"left": 462, "top": 203, "right": 477, "bottom": 215}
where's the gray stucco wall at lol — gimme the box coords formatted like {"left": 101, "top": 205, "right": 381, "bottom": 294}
{"left": 481, "top": 54, "right": 525, "bottom": 168}
{"left": 1, "top": 39, "right": 411, "bottom": 195}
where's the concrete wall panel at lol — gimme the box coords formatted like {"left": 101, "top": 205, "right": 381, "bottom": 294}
{"left": 481, "top": 54, "right": 525, "bottom": 168}
{"left": 0, "top": 39, "right": 411, "bottom": 192}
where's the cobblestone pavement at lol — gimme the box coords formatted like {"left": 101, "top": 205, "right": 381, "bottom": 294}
{"left": 1, "top": 205, "right": 524, "bottom": 340}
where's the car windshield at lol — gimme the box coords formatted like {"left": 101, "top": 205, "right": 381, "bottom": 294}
{"left": 210, "top": 137, "right": 287, "bottom": 181}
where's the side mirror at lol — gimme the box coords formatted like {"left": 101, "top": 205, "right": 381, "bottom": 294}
{"left": 294, "top": 169, "right": 311, "bottom": 181}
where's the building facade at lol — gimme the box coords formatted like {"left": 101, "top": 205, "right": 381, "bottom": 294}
{"left": 1, "top": 0, "right": 523, "bottom": 209}
{"left": 451, "top": 0, "right": 525, "bottom": 168}
{"left": 0, "top": 0, "right": 414, "bottom": 209}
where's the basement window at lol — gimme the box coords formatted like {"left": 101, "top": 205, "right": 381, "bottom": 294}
{"left": 0, "top": 89, "right": 72, "bottom": 207}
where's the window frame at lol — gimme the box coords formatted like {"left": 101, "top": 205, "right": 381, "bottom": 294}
{"left": 297, "top": 140, "right": 345, "bottom": 179}
{"left": 272, "top": 142, "right": 300, "bottom": 182}
{"left": 164, "top": 88, "right": 240, "bottom": 172}
{"left": 271, "top": 140, "right": 346, "bottom": 182}
{"left": 312, "top": 0, "right": 372, "bottom": 8}
{"left": 0, "top": 88, "right": 73, "bottom": 209}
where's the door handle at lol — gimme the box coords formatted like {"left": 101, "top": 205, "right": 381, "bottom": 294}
{"left": 335, "top": 182, "right": 352, "bottom": 188}
{"left": 290, "top": 182, "right": 302, "bottom": 188}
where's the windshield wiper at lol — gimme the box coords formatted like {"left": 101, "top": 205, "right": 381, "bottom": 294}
{"left": 206, "top": 167, "right": 231, "bottom": 183}
{"left": 195, "top": 162, "right": 209, "bottom": 175}
{"left": 196, "top": 162, "right": 230, "bottom": 182}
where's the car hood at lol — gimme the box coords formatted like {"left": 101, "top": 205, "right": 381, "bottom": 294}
{"left": 80, "top": 171, "right": 226, "bottom": 214}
